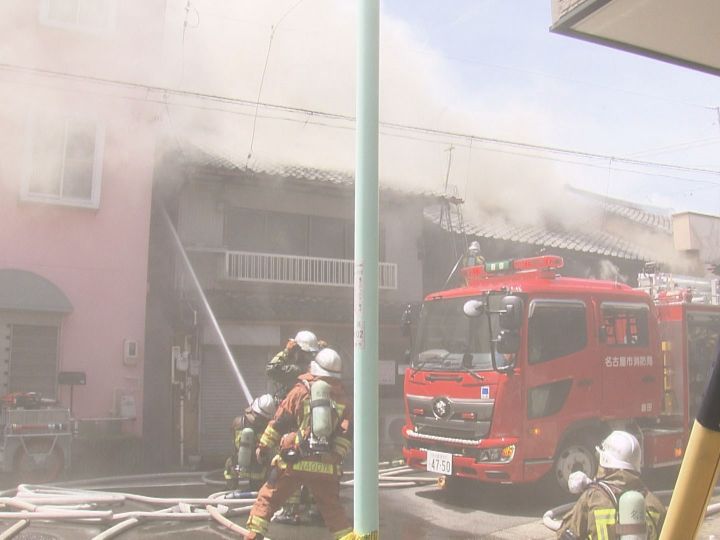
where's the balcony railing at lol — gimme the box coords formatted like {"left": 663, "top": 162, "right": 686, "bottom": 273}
{"left": 223, "top": 250, "right": 398, "bottom": 290}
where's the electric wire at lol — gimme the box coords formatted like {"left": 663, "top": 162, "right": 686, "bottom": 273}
{"left": 1, "top": 62, "right": 718, "bottom": 180}
{"left": 246, "top": 0, "right": 307, "bottom": 166}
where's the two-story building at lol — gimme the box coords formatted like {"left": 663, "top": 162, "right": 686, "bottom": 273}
{"left": 0, "top": 0, "right": 166, "bottom": 473}
{"left": 143, "top": 143, "right": 452, "bottom": 467}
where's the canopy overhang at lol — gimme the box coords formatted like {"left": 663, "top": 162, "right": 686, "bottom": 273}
{"left": 551, "top": 0, "right": 720, "bottom": 77}
{"left": 0, "top": 269, "right": 73, "bottom": 313}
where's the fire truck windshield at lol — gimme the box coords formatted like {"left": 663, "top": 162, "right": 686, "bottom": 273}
{"left": 412, "top": 295, "right": 506, "bottom": 372}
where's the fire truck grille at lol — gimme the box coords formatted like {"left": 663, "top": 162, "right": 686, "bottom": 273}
{"left": 406, "top": 393, "right": 494, "bottom": 439}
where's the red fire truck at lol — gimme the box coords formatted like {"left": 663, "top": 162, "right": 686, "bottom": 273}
{"left": 401, "top": 253, "right": 720, "bottom": 493}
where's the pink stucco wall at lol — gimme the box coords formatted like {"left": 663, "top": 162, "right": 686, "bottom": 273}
{"left": 0, "top": 0, "right": 166, "bottom": 438}
{"left": 0, "top": 98, "right": 156, "bottom": 436}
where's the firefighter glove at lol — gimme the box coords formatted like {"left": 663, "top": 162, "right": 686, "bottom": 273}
{"left": 256, "top": 446, "right": 272, "bottom": 466}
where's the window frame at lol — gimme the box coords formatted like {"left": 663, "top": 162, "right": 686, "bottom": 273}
{"left": 224, "top": 207, "right": 388, "bottom": 262}
{"left": 22, "top": 109, "right": 105, "bottom": 209}
{"left": 527, "top": 298, "right": 588, "bottom": 364}
{"left": 38, "top": 0, "right": 117, "bottom": 35}
{"left": 599, "top": 301, "right": 650, "bottom": 347}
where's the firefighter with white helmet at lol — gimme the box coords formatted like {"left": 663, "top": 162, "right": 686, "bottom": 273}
{"left": 265, "top": 330, "right": 327, "bottom": 524}
{"left": 267, "top": 330, "right": 324, "bottom": 402}
{"left": 223, "top": 394, "right": 276, "bottom": 491}
{"left": 245, "top": 348, "right": 353, "bottom": 540}
{"left": 557, "top": 430, "right": 666, "bottom": 539}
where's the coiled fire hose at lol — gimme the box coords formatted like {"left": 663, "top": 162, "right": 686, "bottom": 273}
{"left": 0, "top": 460, "right": 436, "bottom": 539}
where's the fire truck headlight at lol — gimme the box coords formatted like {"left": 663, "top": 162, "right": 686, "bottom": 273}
{"left": 475, "top": 445, "right": 515, "bottom": 463}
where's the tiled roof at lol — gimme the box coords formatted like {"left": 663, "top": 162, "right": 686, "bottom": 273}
{"left": 425, "top": 205, "right": 655, "bottom": 261}
{"left": 566, "top": 186, "right": 673, "bottom": 234}
{"left": 178, "top": 143, "right": 456, "bottom": 202}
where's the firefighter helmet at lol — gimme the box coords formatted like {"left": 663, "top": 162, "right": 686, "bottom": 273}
{"left": 294, "top": 330, "right": 320, "bottom": 352}
{"left": 597, "top": 430, "right": 642, "bottom": 473}
{"left": 250, "top": 394, "right": 276, "bottom": 419}
{"left": 310, "top": 348, "right": 342, "bottom": 378}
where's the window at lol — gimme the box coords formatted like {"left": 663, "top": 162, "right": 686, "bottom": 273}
{"left": 23, "top": 112, "right": 104, "bottom": 208}
{"left": 309, "top": 216, "right": 348, "bottom": 259}
{"left": 224, "top": 207, "right": 266, "bottom": 252}
{"left": 266, "top": 211, "right": 308, "bottom": 255}
{"left": 600, "top": 302, "right": 649, "bottom": 347}
{"left": 527, "top": 379, "right": 573, "bottom": 419}
{"left": 39, "top": 0, "right": 116, "bottom": 34}
{"left": 527, "top": 300, "right": 587, "bottom": 364}
{"left": 225, "top": 207, "right": 370, "bottom": 260}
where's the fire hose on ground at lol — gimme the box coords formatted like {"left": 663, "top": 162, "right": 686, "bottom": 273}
{"left": 0, "top": 460, "right": 437, "bottom": 539}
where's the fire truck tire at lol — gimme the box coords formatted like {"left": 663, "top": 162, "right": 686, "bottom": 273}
{"left": 549, "top": 438, "right": 598, "bottom": 497}
{"left": 14, "top": 440, "right": 65, "bottom": 484}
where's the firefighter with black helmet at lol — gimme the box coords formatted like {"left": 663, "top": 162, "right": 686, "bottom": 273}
{"left": 557, "top": 430, "right": 666, "bottom": 539}
{"left": 245, "top": 348, "right": 354, "bottom": 540}
{"left": 223, "top": 394, "right": 276, "bottom": 491}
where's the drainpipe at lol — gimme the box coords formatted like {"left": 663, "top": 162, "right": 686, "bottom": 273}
{"left": 354, "top": 0, "right": 380, "bottom": 537}
{"left": 161, "top": 205, "right": 254, "bottom": 406}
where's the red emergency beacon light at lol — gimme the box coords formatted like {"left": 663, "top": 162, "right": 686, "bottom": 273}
{"left": 461, "top": 255, "right": 564, "bottom": 286}
{"left": 512, "top": 255, "right": 564, "bottom": 272}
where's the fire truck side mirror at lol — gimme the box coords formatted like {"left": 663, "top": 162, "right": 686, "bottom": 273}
{"left": 499, "top": 296, "right": 523, "bottom": 330}
{"left": 463, "top": 299, "right": 486, "bottom": 317}
{"left": 496, "top": 330, "right": 520, "bottom": 355}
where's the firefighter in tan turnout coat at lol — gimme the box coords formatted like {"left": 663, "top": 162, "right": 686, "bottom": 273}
{"left": 557, "top": 431, "right": 665, "bottom": 540}
{"left": 245, "top": 348, "right": 354, "bottom": 540}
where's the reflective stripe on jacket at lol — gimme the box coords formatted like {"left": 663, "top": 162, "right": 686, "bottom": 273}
{"left": 557, "top": 469, "right": 665, "bottom": 539}
{"left": 259, "top": 373, "right": 353, "bottom": 462}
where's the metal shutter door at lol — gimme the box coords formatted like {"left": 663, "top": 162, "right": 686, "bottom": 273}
{"left": 9, "top": 324, "right": 58, "bottom": 398}
{"left": 198, "top": 346, "right": 271, "bottom": 459}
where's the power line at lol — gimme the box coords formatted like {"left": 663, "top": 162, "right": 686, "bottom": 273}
{"left": 2, "top": 61, "right": 719, "bottom": 179}
{"left": 247, "top": 0, "right": 306, "bottom": 166}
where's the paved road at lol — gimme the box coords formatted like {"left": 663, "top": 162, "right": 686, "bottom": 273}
{"left": 2, "top": 469, "right": 720, "bottom": 539}
{"left": 0, "top": 472, "right": 563, "bottom": 539}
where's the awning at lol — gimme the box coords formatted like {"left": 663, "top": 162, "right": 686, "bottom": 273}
{"left": 551, "top": 0, "right": 720, "bottom": 77}
{"left": 0, "top": 269, "right": 73, "bottom": 313}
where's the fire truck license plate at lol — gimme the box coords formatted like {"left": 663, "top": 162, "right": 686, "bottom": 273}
{"left": 426, "top": 450, "right": 452, "bottom": 475}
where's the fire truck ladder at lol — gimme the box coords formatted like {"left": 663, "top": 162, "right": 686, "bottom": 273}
{"left": 438, "top": 185, "right": 468, "bottom": 262}
{"left": 438, "top": 145, "right": 468, "bottom": 261}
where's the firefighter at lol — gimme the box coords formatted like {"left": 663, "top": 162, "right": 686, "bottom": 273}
{"left": 557, "top": 430, "right": 666, "bottom": 540}
{"left": 266, "top": 329, "right": 326, "bottom": 523}
{"left": 245, "top": 348, "right": 354, "bottom": 540}
{"left": 223, "top": 394, "right": 277, "bottom": 491}
{"left": 267, "top": 330, "right": 324, "bottom": 402}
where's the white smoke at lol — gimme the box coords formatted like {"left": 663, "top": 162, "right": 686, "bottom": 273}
{"left": 160, "top": 0, "right": 568, "bottom": 222}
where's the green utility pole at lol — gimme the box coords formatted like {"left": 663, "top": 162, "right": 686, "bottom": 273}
{"left": 354, "top": 0, "right": 379, "bottom": 538}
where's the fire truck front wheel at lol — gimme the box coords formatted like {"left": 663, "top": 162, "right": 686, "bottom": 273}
{"left": 14, "top": 439, "right": 65, "bottom": 484}
{"left": 549, "top": 437, "right": 598, "bottom": 497}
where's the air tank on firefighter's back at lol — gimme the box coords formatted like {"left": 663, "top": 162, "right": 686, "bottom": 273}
{"left": 311, "top": 380, "right": 333, "bottom": 442}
